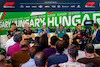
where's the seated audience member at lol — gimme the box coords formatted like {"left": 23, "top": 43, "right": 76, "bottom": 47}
{"left": 34, "top": 52, "right": 46, "bottom": 67}
{"left": 77, "top": 43, "right": 100, "bottom": 66}
{"left": 59, "top": 45, "right": 85, "bottom": 67}
{"left": 62, "top": 34, "right": 69, "bottom": 48}
{"left": 0, "top": 54, "right": 6, "bottom": 67}
{"left": 7, "top": 23, "right": 18, "bottom": 39}
{"left": 38, "top": 22, "right": 50, "bottom": 38}
{"left": 6, "top": 32, "right": 22, "bottom": 59}
{"left": 43, "top": 36, "right": 59, "bottom": 59}
{"left": 12, "top": 40, "right": 30, "bottom": 67}
{"left": 39, "top": 34, "right": 49, "bottom": 51}
{"left": 21, "top": 47, "right": 37, "bottom": 67}
{"left": 33, "top": 36, "right": 42, "bottom": 52}
{"left": 47, "top": 40, "right": 68, "bottom": 67}
{"left": 22, "top": 22, "right": 35, "bottom": 43}
{"left": 5, "top": 36, "right": 16, "bottom": 51}
{"left": 34, "top": 37, "right": 40, "bottom": 46}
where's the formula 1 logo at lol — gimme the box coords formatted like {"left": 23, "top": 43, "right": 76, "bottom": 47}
{"left": 3, "top": 2, "right": 15, "bottom": 8}
{"left": 85, "top": 2, "right": 95, "bottom": 8}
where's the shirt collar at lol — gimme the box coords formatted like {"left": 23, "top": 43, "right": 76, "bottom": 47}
{"left": 29, "top": 58, "right": 35, "bottom": 62}
{"left": 95, "top": 29, "right": 98, "bottom": 32}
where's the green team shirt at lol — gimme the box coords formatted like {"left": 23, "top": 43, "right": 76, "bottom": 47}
{"left": 55, "top": 30, "right": 66, "bottom": 38}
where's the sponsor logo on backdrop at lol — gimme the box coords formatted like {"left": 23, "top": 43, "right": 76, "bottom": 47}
{"left": 85, "top": 2, "right": 95, "bottom": 8}
{"left": 3, "top": 2, "right": 15, "bottom": 8}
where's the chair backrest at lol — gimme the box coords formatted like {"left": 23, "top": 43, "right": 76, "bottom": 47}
{"left": 6, "top": 64, "right": 12, "bottom": 67}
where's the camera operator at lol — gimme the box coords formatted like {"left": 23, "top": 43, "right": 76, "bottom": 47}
{"left": 91, "top": 23, "right": 100, "bottom": 44}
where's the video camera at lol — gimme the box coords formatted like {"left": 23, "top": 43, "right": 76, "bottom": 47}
{"left": 81, "top": 20, "right": 94, "bottom": 44}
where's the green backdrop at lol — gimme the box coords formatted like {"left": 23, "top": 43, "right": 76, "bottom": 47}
{"left": 0, "top": 11, "right": 100, "bottom": 35}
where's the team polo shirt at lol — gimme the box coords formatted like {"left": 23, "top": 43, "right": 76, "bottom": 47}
{"left": 55, "top": 30, "right": 66, "bottom": 38}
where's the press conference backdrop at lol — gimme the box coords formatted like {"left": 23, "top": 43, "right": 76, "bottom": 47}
{"left": 0, "top": 11, "right": 100, "bottom": 35}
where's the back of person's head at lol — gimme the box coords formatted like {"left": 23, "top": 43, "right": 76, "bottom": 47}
{"left": 13, "top": 32, "right": 22, "bottom": 42}
{"left": 34, "top": 52, "right": 46, "bottom": 66}
{"left": 55, "top": 40, "right": 65, "bottom": 53}
{"left": 62, "top": 34, "right": 69, "bottom": 41}
{"left": 20, "top": 40, "right": 29, "bottom": 48}
{"left": 93, "top": 23, "right": 98, "bottom": 28}
{"left": 62, "top": 34, "right": 69, "bottom": 48}
{"left": 85, "top": 43, "right": 94, "bottom": 53}
{"left": 39, "top": 34, "right": 48, "bottom": 49}
{"left": 29, "top": 47, "right": 37, "bottom": 58}
{"left": 35, "top": 37, "right": 40, "bottom": 44}
{"left": 68, "top": 45, "right": 78, "bottom": 59}
{"left": 51, "top": 36, "right": 59, "bottom": 46}
{"left": 0, "top": 54, "right": 6, "bottom": 66}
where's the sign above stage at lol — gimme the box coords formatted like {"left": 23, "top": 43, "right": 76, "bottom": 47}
{"left": 0, "top": 0, "right": 100, "bottom": 11}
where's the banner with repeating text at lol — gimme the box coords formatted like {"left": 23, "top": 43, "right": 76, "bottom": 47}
{"left": 0, "top": 11, "right": 100, "bottom": 35}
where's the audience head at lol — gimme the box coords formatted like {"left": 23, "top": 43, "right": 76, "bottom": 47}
{"left": 20, "top": 40, "right": 29, "bottom": 49}
{"left": 11, "top": 23, "right": 16, "bottom": 30}
{"left": 13, "top": 32, "right": 22, "bottom": 42}
{"left": 77, "top": 23, "right": 81, "bottom": 30}
{"left": 62, "top": 34, "right": 69, "bottom": 48}
{"left": 29, "top": 47, "right": 37, "bottom": 58}
{"left": 34, "top": 52, "right": 46, "bottom": 67}
{"left": 0, "top": 54, "right": 6, "bottom": 67}
{"left": 35, "top": 37, "right": 40, "bottom": 44}
{"left": 68, "top": 45, "right": 78, "bottom": 59}
{"left": 93, "top": 23, "right": 98, "bottom": 30}
{"left": 55, "top": 40, "right": 65, "bottom": 53}
{"left": 39, "top": 34, "right": 48, "bottom": 49}
{"left": 24, "top": 22, "right": 29, "bottom": 29}
{"left": 85, "top": 43, "right": 94, "bottom": 54}
{"left": 51, "top": 36, "right": 59, "bottom": 46}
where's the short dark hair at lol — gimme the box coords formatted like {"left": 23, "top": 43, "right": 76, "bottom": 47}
{"left": 62, "top": 34, "right": 69, "bottom": 48}
{"left": 29, "top": 47, "right": 37, "bottom": 58}
{"left": 56, "top": 40, "right": 65, "bottom": 53}
{"left": 20, "top": 40, "right": 29, "bottom": 48}
{"left": 34, "top": 52, "right": 46, "bottom": 66}
{"left": 35, "top": 37, "right": 40, "bottom": 43}
{"left": 68, "top": 45, "right": 78, "bottom": 58}
{"left": 93, "top": 23, "right": 99, "bottom": 28}
{"left": 39, "top": 34, "right": 48, "bottom": 49}
{"left": 11, "top": 23, "right": 16, "bottom": 26}
{"left": 13, "top": 32, "right": 22, "bottom": 42}
{"left": 51, "top": 36, "right": 59, "bottom": 45}
{"left": 85, "top": 43, "right": 94, "bottom": 53}
{"left": 77, "top": 23, "right": 81, "bottom": 26}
